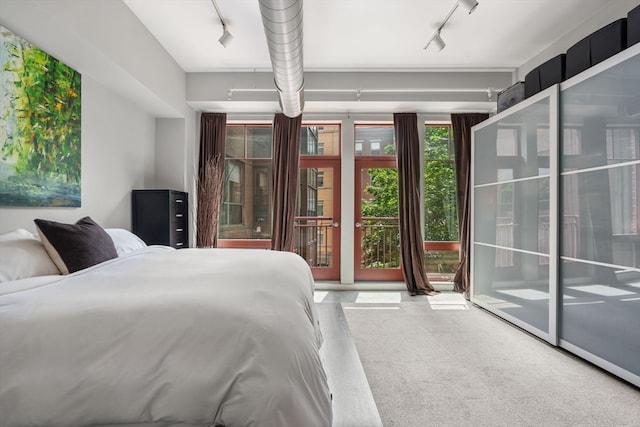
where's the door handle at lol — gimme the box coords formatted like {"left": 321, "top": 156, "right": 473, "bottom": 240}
{"left": 355, "top": 222, "right": 362, "bottom": 228}
{"left": 332, "top": 222, "right": 340, "bottom": 228}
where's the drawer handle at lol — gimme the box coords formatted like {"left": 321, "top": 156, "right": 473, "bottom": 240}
{"left": 176, "top": 214, "right": 183, "bottom": 218}
{"left": 176, "top": 242, "right": 184, "bottom": 247}
{"left": 175, "top": 199, "right": 183, "bottom": 203}
{"left": 176, "top": 228, "right": 183, "bottom": 232}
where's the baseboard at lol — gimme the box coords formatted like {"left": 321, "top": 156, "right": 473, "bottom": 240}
{"left": 315, "top": 281, "right": 454, "bottom": 292}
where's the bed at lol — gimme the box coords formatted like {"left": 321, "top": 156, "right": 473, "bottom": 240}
{"left": 0, "top": 221, "right": 332, "bottom": 427}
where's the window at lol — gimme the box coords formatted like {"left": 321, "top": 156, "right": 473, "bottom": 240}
{"left": 424, "top": 124, "right": 457, "bottom": 241}
{"left": 220, "top": 123, "right": 340, "bottom": 251}
{"left": 219, "top": 124, "right": 272, "bottom": 240}
{"left": 300, "top": 125, "right": 340, "bottom": 156}
{"left": 301, "top": 126, "right": 319, "bottom": 155}
{"left": 355, "top": 125, "right": 395, "bottom": 156}
{"left": 221, "top": 160, "right": 243, "bottom": 226}
{"left": 423, "top": 124, "right": 459, "bottom": 281}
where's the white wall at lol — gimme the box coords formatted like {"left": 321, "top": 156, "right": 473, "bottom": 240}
{"left": 0, "top": 0, "right": 186, "bottom": 117}
{"left": 0, "top": 0, "right": 195, "bottom": 235}
{"left": 155, "top": 118, "right": 187, "bottom": 191}
{"left": 0, "top": 77, "right": 156, "bottom": 234}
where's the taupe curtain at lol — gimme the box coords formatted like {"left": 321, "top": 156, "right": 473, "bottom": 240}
{"left": 451, "top": 113, "right": 489, "bottom": 299}
{"left": 196, "top": 112, "right": 226, "bottom": 248}
{"left": 271, "top": 113, "right": 302, "bottom": 252}
{"left": 394, "top": 113, "right": 438, "bottom": 296}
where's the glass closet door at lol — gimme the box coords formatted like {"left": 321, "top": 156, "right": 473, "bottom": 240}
{"left": 472, "top": 89, "right": 558, "bottom": 342}
{"left": 559, "top": 48, "right": 640, "bottom": 382}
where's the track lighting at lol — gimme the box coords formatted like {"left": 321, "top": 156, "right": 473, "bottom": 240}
{"left": 219, "top": 24, "right": 233, "bottom": 48}
{"left": 459, "top": 0, "right": 479, "bottom": 14}
{"left": 211, "top": 0, "right": 232, "bottom": 48}
{"left": 432, "top": 31, "right": 446, "bottom": 51}
{"left": 424, "top": 0, "right": 479, "bottom": 52}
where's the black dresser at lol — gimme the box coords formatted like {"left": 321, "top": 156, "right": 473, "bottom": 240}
{"left": 132, "top": 189, "right": 189, "bottom": 248}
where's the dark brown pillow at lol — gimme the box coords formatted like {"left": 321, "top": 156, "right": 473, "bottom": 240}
{"left": 34, "top": 217, "right": 118, "bottom": 274}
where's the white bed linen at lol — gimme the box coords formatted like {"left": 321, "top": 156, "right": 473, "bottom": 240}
{"left": 0, "top": 247, "right": 332, "bottom": 427}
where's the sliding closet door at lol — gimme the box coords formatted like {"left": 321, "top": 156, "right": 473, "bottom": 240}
{"left": 559, "top": 46, "right": 640, "bottom": 385}
{"left": 471, "top": 87, "right": 559, "bottom": 343}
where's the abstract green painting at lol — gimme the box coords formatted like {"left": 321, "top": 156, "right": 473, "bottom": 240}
{"left": 0, "top": 25, "right": 81, "bottom": 207}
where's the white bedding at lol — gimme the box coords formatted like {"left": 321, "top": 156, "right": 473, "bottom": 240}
{"left": 0, "top": 246, "right": 332, "bottom": 427}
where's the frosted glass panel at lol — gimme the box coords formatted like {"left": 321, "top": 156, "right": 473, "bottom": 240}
{"left": 560, "top": 49, "right": 640, "bottom": 379}
{"left": 472, "top": 92, "right": 554, "bottom": 338}
{"left": 474, "top": 179, "right": 550, "bottom": 254}
{"left": 473, "top": 246, "right": 550, "bottom": 333}
{"left": 474, "top": 97, "right": 551, "bottom": 186}
{"left": 561, "top": 164, "right": 640, "bottom": 266}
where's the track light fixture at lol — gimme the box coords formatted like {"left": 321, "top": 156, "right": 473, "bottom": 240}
{"left": 211, "top": 0, "right": 232, "bottom": 48}
{"left": 432, "top": 31, "right": 446, "bottom": 51}
{"left": 459, "top": 0, "right": 479, "bottom": 14}
{"left": 219, "top": 24, "right": 233, "bottom": 48}
{"left": 424, "top": 0, "right": 479, "bottom": 52}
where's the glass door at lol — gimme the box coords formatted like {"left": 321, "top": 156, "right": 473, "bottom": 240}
{"left": 295, "top": 159, "right": 341, "bottom": 280}
{"left": 355, "top": 159, "right": 403, "bottom": 281}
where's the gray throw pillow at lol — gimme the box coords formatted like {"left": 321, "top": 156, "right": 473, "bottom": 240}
{"left": 34, "top": 216, "right": 118, "bottom": 274}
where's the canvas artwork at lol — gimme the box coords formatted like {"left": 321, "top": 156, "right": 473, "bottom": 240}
{"left": 0, "top": 25, "right": 81, "bottom": 207}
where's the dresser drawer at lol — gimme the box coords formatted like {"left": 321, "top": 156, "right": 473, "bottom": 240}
{"left": 171, "top": 225, "right": 188, "bottom": 249}
{"left": 132, "top": 189, "right": 189, "bottom": 249}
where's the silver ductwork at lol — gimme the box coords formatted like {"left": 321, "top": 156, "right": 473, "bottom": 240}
{"left": 258, "top": 0, "right": 304, "bottom": 117}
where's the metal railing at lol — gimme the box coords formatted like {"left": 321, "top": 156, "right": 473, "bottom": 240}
{"left": 294, "top": 217, "right": 334, "bottom": 268}
{"left": 359, "top": 216, "right": 401, "bottom": 269}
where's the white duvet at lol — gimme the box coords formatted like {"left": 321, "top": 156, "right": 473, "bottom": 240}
{"left": 0, "top": 247, "right": 332, "bottom": 427}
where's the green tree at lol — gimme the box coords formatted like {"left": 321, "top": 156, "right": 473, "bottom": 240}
{"left": 360, "top": 163, "right": 400, "bottom": 268}
{"left": 358, "top": 127, "right": 459, "bottom": 270}
{"left": 424, "top": 126, "right": 458, "bottom": 241}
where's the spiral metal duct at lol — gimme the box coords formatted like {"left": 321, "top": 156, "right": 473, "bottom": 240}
{"left": 258, "top": 0, "right": 304, "bottom": 117}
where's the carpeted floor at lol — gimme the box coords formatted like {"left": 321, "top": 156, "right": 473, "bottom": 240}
{"left": 341, "top": 292, "right": 640, "bottom": 427}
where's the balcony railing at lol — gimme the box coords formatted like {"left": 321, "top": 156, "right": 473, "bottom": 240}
{"left": 294, "top": 216, "right": 334, "bottom": 268}
{"left": 359, "top": 217, "right": 401, "bottom": 269}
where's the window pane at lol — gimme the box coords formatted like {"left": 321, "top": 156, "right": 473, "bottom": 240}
{"left": 220, "top": 124, "right": 273, "bottom": 240}
{"left": 226, "top": 161, "right": 242, "bottom": 204}
{"left": 300, "top": 125, "right": 340, "bottom": 156}
{"left": 424, "top": 249, "right": 460, "bottom": 279}
{"left": 247, "top": 126, "right": 272, "bottom": 158}
{"left": 226, "top": 126, "right": 245, "bottom": 158}
{"left": 424, "top": 125, "right": 457, "bottom": 241}
{"left": 424, "top": 126, "right": 452, "bottom": 160}
{"left": 424, "top": 124, "right": 459, "bottom": 280}
{"left": 295, "top": 166, "right": 336, "bottom": 269}
{"left": 355, "top": 125, "right": 395, "bottom": 156}
{"left": 424, "top": 160, "right": 458, "bottom": 241}
{"left": 301, "top": 126, "right": 319, "bottom": 155}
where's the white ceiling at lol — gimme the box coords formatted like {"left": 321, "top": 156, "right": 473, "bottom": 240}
{"left": 120, "top": 0, "right": 638, "bottom": 115}
{"left": 124, "top": 0, "right": 615, "bottom": 73}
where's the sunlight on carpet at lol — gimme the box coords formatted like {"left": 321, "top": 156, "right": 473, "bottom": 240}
{"left": 427, "top": 292, "right": 469, "bottom": 310}
{"left": 355, "top": 292, "right": 401, "bottom": 304}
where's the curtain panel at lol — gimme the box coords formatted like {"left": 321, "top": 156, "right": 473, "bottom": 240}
{"left": 451, "top": 113, "right": 489, "bottom": 299}
{"left": 196, "top": 112, "right": 226, "bottom": 248}
{"left": 394, "top": 113, "right": 439, "bottom": 296}
{"left": 271, "top": 113, "right": 302, "bottom": 252}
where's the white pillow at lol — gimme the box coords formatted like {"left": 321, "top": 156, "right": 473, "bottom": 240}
{"left": 0, "top": 229, "right": 61, "bottom": 282}
{"left": 105, "top": 228, "right": 147, "bottom": 256}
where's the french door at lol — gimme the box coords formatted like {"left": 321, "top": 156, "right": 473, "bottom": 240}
{"left": 295, "top": 158, "right": 341, "bottom": 280}
{"left": 354, "top": 159, "right": 403, "bottom": 281}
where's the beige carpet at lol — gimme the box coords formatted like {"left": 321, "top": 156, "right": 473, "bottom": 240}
{"left": 343, "top": 292, "right": 640, "bottom": 427}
